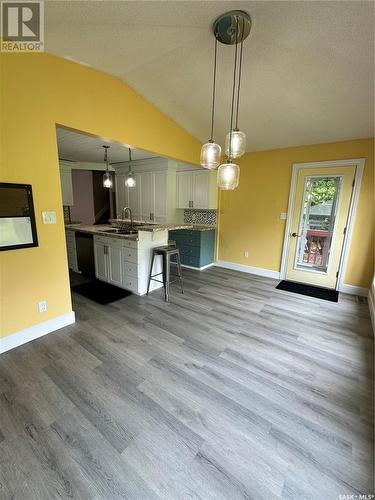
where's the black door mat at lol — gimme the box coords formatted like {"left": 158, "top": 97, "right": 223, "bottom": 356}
{"left": 72, "top": 280, "right": 132, "bottom": 304}
{"left": 276, "top": 280, "right": 339, "bottom": 302}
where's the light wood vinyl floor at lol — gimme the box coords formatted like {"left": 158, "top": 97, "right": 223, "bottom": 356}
{"left": 0, "top": 266, "right": 374, "bottom": 499}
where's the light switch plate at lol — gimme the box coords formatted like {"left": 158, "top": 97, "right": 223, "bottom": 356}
{"left": 280, "top": 212, "right": 288, "bottom": 220}
{"left": 42, "top": 211, "right": 57, "bottom": 224}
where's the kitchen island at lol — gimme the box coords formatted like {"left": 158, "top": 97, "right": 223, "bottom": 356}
{"left": 65, "top": 223, "right": 194, "bottom": 295}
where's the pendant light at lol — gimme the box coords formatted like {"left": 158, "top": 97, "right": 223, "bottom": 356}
{"left": 217, "top": 15, "right": 241, "bottom": 190}
{"left": 102, "top": 145, "right": 113, "bottom": 188}
{"left": 125, "top": 148, "right": 136, "bottom": 188}
{"left": 225, "top": 16, "right": 246, "bottom": 159}
{"left": 200, "top": 38, "right": 221, "bottom": 169}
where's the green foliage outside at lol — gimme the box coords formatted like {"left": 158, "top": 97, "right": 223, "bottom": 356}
{"left": 310, "top": 178, "right": 337, "bottom": 206}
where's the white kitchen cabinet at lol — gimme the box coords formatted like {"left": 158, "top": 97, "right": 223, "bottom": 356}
{"left": 128, "top": 173, "right": 141, "bottom": 219}
{"left": 94, "top": 237, "right": 123, "bottom": 286}
{"left": 139, "top": 171, "right": 153, "bottom": 221}
{"left": 119, "top": 170, "right": 167, "bottom": 223}
{"left": 60, "top": 166, "right": 74, "bottom": 206}
{"left": 123, "top": 173, "right": 141, "bottom": 219}
{"left": 176, "top": 169, "right": 217, "bottom": 209}
{"left": 93, "top": 231, "right": 167, "bottom": 295}
{"left": 115, "top": 173, "right": 126, "bottom": 215}
{"left": 176, "top": 171, "right": 193, "bottom": 209}
{"left": 192, "top": 170, "right": 210, "bottom": 209}
{"left": 153, "top": 171, "right": 167, "bottom": 223}
{"left": 107, "top": 245, "right": 123, "bottom": 287}
{"left": 94, "top": 240, "right": 108, "bottom": 281}
{"left": 65, "top": 229, "right": 79, "bottom": 272}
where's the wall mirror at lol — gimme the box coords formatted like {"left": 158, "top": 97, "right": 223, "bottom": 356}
{"left": 0, "top": 183, "right": 39, "bottom": 251}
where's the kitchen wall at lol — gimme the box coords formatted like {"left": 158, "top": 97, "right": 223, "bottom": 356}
{"left": 218, "top": 138, "right": 374, "bottom": 289}
{"left": 70, "top": 170, "right": 95, "bottom": 225}
{"left": 1, "top": 51, "right": 201, "bottom": 340}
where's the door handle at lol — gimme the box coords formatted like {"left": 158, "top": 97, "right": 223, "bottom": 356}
{"left": 291, "top": 232, "right": 299, "bottom": 237}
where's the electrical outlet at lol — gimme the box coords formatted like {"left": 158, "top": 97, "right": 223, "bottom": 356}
{"left": 244, "top": 250, "right": 249, "bottom": 258}
{"left": 38, "top": 301, "right": 47, "bottom": 313}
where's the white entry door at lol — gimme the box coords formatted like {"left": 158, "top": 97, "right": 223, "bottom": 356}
{"left": 285, "top": 165, "right": 356, "bottom": 289}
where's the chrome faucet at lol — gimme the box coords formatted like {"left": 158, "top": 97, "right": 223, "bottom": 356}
{"left": 122, "top": 207, "right": 133, "bottom": 229}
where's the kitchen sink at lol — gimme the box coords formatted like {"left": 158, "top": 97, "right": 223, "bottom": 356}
{"left": 101, "top": 228, "right": 138, "bottom": 235}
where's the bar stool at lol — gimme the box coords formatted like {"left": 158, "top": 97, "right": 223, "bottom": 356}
{"left": 147, "top": 245, "right": 183, "bottom": 302}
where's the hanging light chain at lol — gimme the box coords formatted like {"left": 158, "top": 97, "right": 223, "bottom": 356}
{"left": 103, "top": 145, "right": 110, "bottom": 171}
{"left": 228, "top": 16, "right": 239, "bottom": 160}
{"left": 235, "top": 16, "right": 245, "bottom": 130}
{"left": 210, "top": 37, "right": 219, "bottom": 142}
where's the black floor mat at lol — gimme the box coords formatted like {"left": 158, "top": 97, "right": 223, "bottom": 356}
{"left": 276, "top": 280, "right": 339, "bottom": 302}
{"left": 72, "top": 280, "right": 132, "bottom": 304}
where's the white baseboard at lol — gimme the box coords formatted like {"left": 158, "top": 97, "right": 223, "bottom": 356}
{"left": 368, "top": 288, "right": 375, "bottom": 335}
{"left": 0, "top": 311, "right": 76, "bottom": 354}
{"left": 215, "top": 260, "right": 281, "bottom": 280}
{"left": 338, "top": 283, "right": 368, "bottom": 297}
{"left": 171, "top": 262, "right": 215, "bottom": 271}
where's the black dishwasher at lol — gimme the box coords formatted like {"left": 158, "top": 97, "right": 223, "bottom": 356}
{"left": 75, "top": 232, "right": 95, "bottom": 278}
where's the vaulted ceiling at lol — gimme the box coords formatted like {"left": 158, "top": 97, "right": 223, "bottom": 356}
{"left": 46, "top": 1, "right": 374, "bottom": 152}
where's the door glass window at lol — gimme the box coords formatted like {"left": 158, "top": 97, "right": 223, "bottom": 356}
{"left": 295, "top": 176, "right": 341, "bottom": 273}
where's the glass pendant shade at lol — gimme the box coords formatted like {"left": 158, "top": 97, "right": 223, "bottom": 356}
{"left": 217, "top": 161, "right": 240, "bottom": 190}
{"left": 225, "top": 130, "right": 246, "bottom": 158}
{"left": 103, "top": 171, "right": 113, "bottom": 189}
{"left": 200, "top": 141, "right": 221, "bottom": 169}
{"left": 125, "top": 170, "right": 136, "bottom": 188}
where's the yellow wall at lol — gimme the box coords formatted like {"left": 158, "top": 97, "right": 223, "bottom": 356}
{"left": 0, "top": 52, "right": 201, "bottom": 338}
{"left": 218, "top": 138, "right": 374, "bottom": 288}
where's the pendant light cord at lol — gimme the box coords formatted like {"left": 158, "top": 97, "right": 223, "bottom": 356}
{"left": 103, "top": 145, "right": 109, "bottom": 173}
{"left": 228, "top": 16, "right": 239, "bottom": 160}
{"left": 235, "top": 16, "right": 245, "bottom": 130}
{"left": 210, "top": 38, "right": 218, "bottom": 141}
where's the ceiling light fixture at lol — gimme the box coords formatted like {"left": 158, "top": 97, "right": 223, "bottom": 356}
{"left": 102, "top": 145, "right": 113, "bottom": 188}
{"left": 200, "top": 37, "right": 221, "bottom": 169}
{"left": 125, "top": 148, "right": 136, "bottom": 188}
{"left": 201, "top": 10, "right": 251, "bottom": 190}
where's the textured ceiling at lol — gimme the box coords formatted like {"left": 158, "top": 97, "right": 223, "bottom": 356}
{"left": 57, "top": 127, "right": 157, "bottom": 163}
{"left": 46, "top": 1, "right": 374, "bottom": 152}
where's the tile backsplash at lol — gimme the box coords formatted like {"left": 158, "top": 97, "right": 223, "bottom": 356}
{"left": 184, "top": 209, "right": 217, "bottom": 226}
{"left": 63, "top": 206, "right": 71, "bottom": 223}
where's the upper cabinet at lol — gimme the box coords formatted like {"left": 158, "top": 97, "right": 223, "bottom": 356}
{"left": 116, "top": 159, "right": 171, "bottom": 223}
{"left": 115, "top": 159, "right": 217, "bottom": 224}
{"left": 60, "top": 164, "right": 74, "bottom": 206}
{"left": 176, "top": 171, "right": 193, "bottom": 210}
{"left": 176, "top": 169, "right": 217, "bottom": 210}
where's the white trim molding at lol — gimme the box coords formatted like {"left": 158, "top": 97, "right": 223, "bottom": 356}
{"left": 369, "top": 281, "right": 375, "bottom": 334}
{"left": 0, "top": 311, "right": 75, "bottom": 354}
{"left": 280, "top": 158, "right": 366, "bottom": 291}
{"left": 369, "top": 290, "right": 375, "bottom": 335}
{"left": 171, "top": 262, "right": 215, "bottom": 271}
{"left": 338, "top": 284, "right": 368, "bottom": 297}
{"left": 216, "top": 260, "right": 281, "bottom": 279}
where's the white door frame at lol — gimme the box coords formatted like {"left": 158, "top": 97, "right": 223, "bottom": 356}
{"left": 280, "top": 158, "right": 366, "bottom": 290}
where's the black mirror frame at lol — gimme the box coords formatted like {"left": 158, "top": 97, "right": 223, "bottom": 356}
{"left": 0, "top": 182, "right": 39, "bottom": 251}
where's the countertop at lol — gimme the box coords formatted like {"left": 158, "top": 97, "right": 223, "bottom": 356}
{"left": 64, "top": 223, "right": 208, "bottom": 240}
{"left": 65, "top": 223, "right": 216, "bottom": 238}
